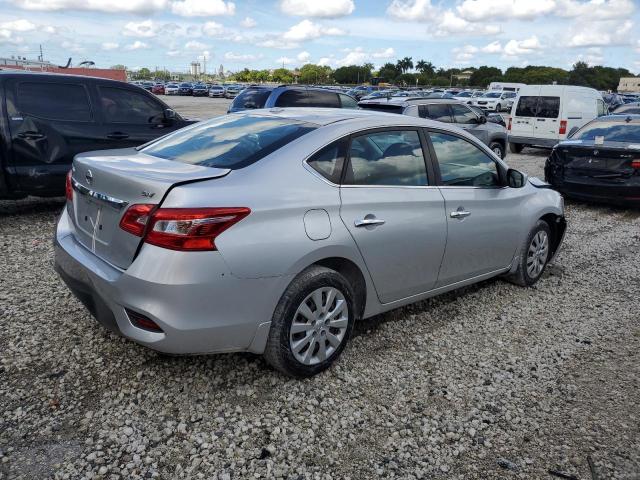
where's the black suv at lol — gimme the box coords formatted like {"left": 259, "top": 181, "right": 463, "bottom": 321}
{"left": 228, "top": 86, "right": 358, "bottom": 113}
{"left": 0, "top": 72, "right": 193, "bottom": 199}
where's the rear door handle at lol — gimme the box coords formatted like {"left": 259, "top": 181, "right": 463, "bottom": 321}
{"left": 106, "top": 132, "right": 130, "bottom": 140}
{"left": 17, "top": 131, "right": 45, "bottom": 140}
{"left": 354, "top": 217, "right": 385, "bottom": 227}
{"left": 450, "top": 210, "right": 471, "bottom": 219}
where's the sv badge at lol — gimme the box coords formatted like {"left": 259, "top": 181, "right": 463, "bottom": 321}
{"left": 141, "top": 191, "right": 156, "bottom": 198}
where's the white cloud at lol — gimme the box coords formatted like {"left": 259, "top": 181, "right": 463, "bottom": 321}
{"left": 317, "top": 56, "right": 334, "bottom": 66}
{"left": 101, "top": 42, "right": 119, "bottom": 50}
{"left": 224, "top": 51, "right": 262, "bottom": 61}
{"left": 166, "top": 49, "right": 182, "bottom": 57}
{"left": 456, "top": 0, "right": 556, "bottom": 21}
{"left": 12, "top": 0, "right": 169, "bottom": 14}
{"left": 282, "top": 19, "right": 345, "bottom": 41}
{"left": 435, "top": 11, "right": 500, "bottom": 36}
{"left": 556, "top": 0, "right": 635, "bottom": 19}
{"left": 0, "top": 19, "right": 36, "bottom": 32}
{"left": 297, "top": 51, "right": 311, "bottom": 62}
{"left": 279, "top": 0, "right": 354, "bottom": 18}
{"left": 184, "top": 40, "right": 208, "bottom": 51}
{"left": 202, "top": 21, "right": 225, "bottom": 36}
{"left": 453, "top": 44, "right": 479, "bottom": 63}
{"left": 567, "top": 19, "right": 633, "bottom": 47}
{"left": 386, "top": 0, "right": 438, "bottom": 21}
{"left": 170, "top": 0, "right": 235, "bottom": 16}
{"left": 122, "top": 19, "right": 157, "bottom": 37}
{"left": 61, "top": 40, "right": 85, "bottom": 53}
{"left": 481, "top": 40, "right": 502, "bottom": 53}
{"left": 124, "top": 40, "right": 149, "bottom": 50}
{"left": 503, "top": 35, "right": 543, "bottom": 56}
{"left": 240, "top": 17, "right": 256, "bottom": 28}
{"left": 276, "top": 56, "right": 294, "bottom": 65}
{"left": 372, "top": 47, "right": 395, "bottom": 59}
{"left": 257, "top": 37, "right": 299, "bottom": 49}
{"left": 575, "top": 47, "right": 604, "bottom": 65}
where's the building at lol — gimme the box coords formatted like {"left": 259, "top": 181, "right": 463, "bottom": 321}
{"left": 190, "top": 61, "right": 201, "bottom": 77}
{"left": 618, "top": 77, "right": 640, "bottom": 93}
{"left": 0, "top": 56, "right": 127, "bottom": 81}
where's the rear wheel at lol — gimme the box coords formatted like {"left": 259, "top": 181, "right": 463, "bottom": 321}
{"left": 506, "top": 220, "right": 551, "bottom": 287}
{"left": 509, "top": 142, "right": 525, "bottom": 154}
{"left": 264, "top": 266, "right": 355, "bottom": 377}
{"left": 489, "top": 141, "right": 505, "bottom": 159}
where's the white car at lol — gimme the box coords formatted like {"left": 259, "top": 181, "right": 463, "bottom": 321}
{"left": 471, "top": 91, "right": 517, "bottom": 112}
{"left": 165, "top": 83, "right": 180, "bottom": 96}
{"left": 208, "top": 85, "right": 225, "bottom": 98}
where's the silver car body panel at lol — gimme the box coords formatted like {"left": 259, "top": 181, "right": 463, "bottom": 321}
{"left": 55, "top": 108, "right": 565, "bottom": 355}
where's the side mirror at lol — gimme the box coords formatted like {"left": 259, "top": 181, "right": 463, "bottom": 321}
{"left": 507, "top": 168, "right": 527, "bottom": 188}
{"left": 164, "top": 108, "right": 176, "bottom": 120}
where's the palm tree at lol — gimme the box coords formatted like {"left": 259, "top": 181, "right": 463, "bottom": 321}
{"left": 416, "top": 60, "right": 435, "bottom": 76}
{"left": 396, "top": 57, "right": 414, "bottom": 74}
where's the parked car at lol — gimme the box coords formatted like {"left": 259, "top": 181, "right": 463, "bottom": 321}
{"left": 508, "top": 85, "right": 606, "bottom": 153}
{"left": 227, "top": 86, "right": 358, "bottom": 113}
{"left": 165, "top": 83, "right": 179, "bottom": 95}
{"left": 151, "top": 83, "right": 165, "bottom": 95}
{"left": 178, "top": 82, "right": 193, "bottom": 96}
{"left": 602, "top": 92, "right": 624, "bottom": 111}
{"left": 140, "top": 81, "right": 155, "bottom": 92}
{"left": 54, "top": 108, "right": 566, "bottom": 377}
{"left": 545, "top": 115, "right": 640, "bottom": 206}
{"left": 358, "top": 98, "right": 508, "bottom": 158}
{"left": 611, "top": 103, "right": 640, "bottom": 115}
{"left": 469, "top": 105, "right": 507, "bottom": 128}
{"left": 208, "top": 85, "right": 225, "bottom": 97}
{"left": 470, "top": 91, "right": 517, "bottom": 112}
{"left": 224, "top": 84, "right": 242, "bottom": 98}
{"left": 0, "top": 71, "right": 195, "bottom": 199}
{"left": 347, "top": 86, "right": 382, "bottom": 100}
{"left": 192, "top": 84, "right": 208, "bottom": 97}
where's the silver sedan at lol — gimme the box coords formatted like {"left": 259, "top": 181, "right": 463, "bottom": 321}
{"left": 54, "top": 109, "right": 566, "bottom": 377}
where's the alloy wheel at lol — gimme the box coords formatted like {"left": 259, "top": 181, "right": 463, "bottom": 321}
{"left": 527, "top": 230, "right": 549, "bottom": 278}
{"left": 289, "top": 287, "right": 349, "bottom": 365}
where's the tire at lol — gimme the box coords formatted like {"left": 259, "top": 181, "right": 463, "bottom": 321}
{"left": 509, "top": 142, "right": 525, "bottom": 154}
{"left": 489, "top": 141, "right": 505, "bottom": 159}
{"left": 263, "top": 266, "right": 355, "bottom": 378}
{"left": 505, "top": 220, "right": 552, "bottom": 287}
{"left": 496, "top": 103, "right": 502, "bottom": 112}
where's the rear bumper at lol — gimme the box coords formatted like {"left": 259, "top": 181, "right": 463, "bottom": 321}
{"left": 546, "top": 179, "right": 640, "bottom": 207}
{"left": 54, "top": 206, "right": 289, "bottom": 354}
{"left": 509, "top": 135, "right": 558, "bottom": 148}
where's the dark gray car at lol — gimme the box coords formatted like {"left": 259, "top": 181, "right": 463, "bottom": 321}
{"left": 358, "top": 98, "right": 508, "bottom": 158}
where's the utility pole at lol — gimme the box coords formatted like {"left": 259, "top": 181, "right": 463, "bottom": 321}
{"left": 38, "top": 44, "right": 43, "bottom": 62}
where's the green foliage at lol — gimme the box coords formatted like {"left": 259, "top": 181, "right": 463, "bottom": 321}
{"left": 272, "top": 68, "right": 293, "bottom": 84}
{"left": 135, "top": 67, "right": 152, "bottom": 80}
{"left": 333, "top": 64, "right": 372, "bottom": 84}
{"left": 469, "top": 66, "right": 503, "bottom": 88}
{"left": 396, "top": 57, "right": 414, "bottom": 73}
{"left": 377, "top": 62, "right": 400, "bottom": 82}
{"left": 298, "top": 64, "right": 333, "bottom": 84}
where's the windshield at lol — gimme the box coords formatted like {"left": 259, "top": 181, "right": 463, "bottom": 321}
{"left": 180, "top": 83, "right": 191, "bottom": 87}
{"left": 142, "top": 114, "right": 317, "bottom": 169}
{"left": 456, "top": 92, "right": 472, "bottom": 97}
{"left": 485, "top": 92, "right": 502, "bottom": 98}
{"left": 572, "top": 121, "right": 640, "bottom": 143}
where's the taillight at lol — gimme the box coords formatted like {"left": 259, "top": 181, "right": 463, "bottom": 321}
{"left": 632, "top": 159, "right": 640, "bottom": 169}
{"left": 65, "top": 170, "right": 73, "bottom": 201}
{"left": 120, "top": 205, "right": 250, "bottom": 251}
{"left": 119, "top": 204, "right": 155, "bottom": 236}
{"left": 507, "top": 117, "right": 512, "bottom": 131}
{"left": 559, "top": 120, "right": 567, "bottom": 135}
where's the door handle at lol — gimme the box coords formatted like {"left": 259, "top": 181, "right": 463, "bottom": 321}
{"left": 106, "top": 132, "right": 130, "bottom": 140}
{"left": 450, "top": 210, "right": 471, "bottom": 219}
{"left": 17, "top": 131, "right": 45, "bottom": 140}
{"left": 354, "top": 217, "right": 385, "bottom": 228}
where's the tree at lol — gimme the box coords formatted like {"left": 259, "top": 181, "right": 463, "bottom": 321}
{"left": 415, "top": 60, "right": 435, "bottom": 76}
{"left": 298, "top": 64, "right": 332, "bottom": 84}
{"left": 135, "top": 67, "right": 152, "bottom": 80}
{"left": 378, "top": 62, "right": 400, "bottom": 82}
{"left": 110, "top": 64, "right": 126, "bottom": 70}
{"left": 272, "top": 68, "right": 293, "bottom": 84}
{"left": 396, "top": 57, "right": 414, "bottom": 73}
{"left": 469, "top": 66, "right": 503, "bottom": 87}
{"left": 333, "top": 65, "right": 372, "bottom": 84}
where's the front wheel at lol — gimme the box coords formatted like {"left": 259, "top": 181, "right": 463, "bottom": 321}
{"left": 263, "top": 266, "right": 355, "bottom": 377}
{"left": 506, "top": 220, "right": 552, "bottom": 287}
{"left": 495, "top": 103, "right": 502, "bottom": 112}
{"left": 509, "top": 142, "right": 525, "bottom": 154}
{"left": 489, "top": 141, "right": 505, "bottom": 159}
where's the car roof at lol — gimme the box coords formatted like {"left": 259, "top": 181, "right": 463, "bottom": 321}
{"left": 0, "top": 70, "right": 128, "bottom": 85}
{"left": 596, "top": 114, "right": 640, "bottom": 123}
{"left": 359, "top": 97, "right": 463, "bottom": 107}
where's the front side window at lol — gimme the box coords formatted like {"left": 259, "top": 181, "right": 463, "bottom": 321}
{"left": 17, "top": 82, "right": 92, "bottom": 122}
{"left": 451, "top": 104, "right": 478, "bottom": 124}
{"left": 339, "top": 93, "right": 358, "bottom": 109}
{"left": 99, "top": 87, "right": 164, "bottom": 124}
{"left": 429, "top": 132, "right": 501, "bottom": 187}
{"left": 344, "top": 130, "right": 427, "bottom": 186}
{"left": 142, "top": 114, "right": 316, "bottom": 170}
{"left": 307, "top": 140, "right": 347, "bottom": 183}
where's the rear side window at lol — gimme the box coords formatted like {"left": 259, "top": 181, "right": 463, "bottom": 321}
{"left": 231, "top": 88, "right": 270, "bottom": 110}
{"left": 306, "top": 90, "right": 340, "bottom": 108}
{"left": 537, "top": 97, "right": 560, "bottom": 118}
{"left": 17, "top": 82, "right": 92, "bottom": 122}
{"left": 451, "top": 104, "right": 478, "bottom": 124}
{"left": 344, "top": 130, "right": 427, "bottom": 186}
{"left": 339, "top": 93, "right": 358, "bottom": 109}
{"left": 142, "top": 115, "right": 316, "bottom": 170}
{"left": 99, "top": 87, "right": 164, "bottom": 124}
{"left": 358, "top": 103, "right": 404, "bottom": 114}
{"left": 307, "top": 140, "right": 347, "bottom": 183}
{"left": 275, "top": 90, "right": 308, "bottom": 107}
{"left": 420, "top": 104, "right": 451, "bottom": 122}
{"left": 515, "top": 96, "right": 538, "bottom": 117}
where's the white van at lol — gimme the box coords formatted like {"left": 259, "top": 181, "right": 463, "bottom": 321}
{"left": 508, "top": 85, "right": 606, "bottom": 153}
{"left": 488, "top": 82, "right": 526, "bottom": 92}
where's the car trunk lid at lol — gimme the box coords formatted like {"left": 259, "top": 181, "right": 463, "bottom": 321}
{"left": 69, "top": 148, "right": 230, "bottom": 269}
{"left": 553, "top": 141, "right": 640, "bottom": 182}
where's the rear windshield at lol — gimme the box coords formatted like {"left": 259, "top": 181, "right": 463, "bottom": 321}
{"left": 142, "top": 114, "right": 317, "bottom": 169}
{"left": 230, "top": 88, "right": 271, "bottom": 110}
{"left": 572, "top": 121, "right": 640, "bottom": 143}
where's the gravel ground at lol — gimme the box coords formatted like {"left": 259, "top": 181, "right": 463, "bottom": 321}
{"left": 1, "top": 141, "right": 639, "bottom": 478}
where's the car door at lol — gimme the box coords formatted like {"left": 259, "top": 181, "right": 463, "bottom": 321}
{"left": 94, "top": 85, "right": 184, "bottom": 150}
{"left": 339, "top": 128, "right": 447, "bottom": 303}
{"left": 4, "top": 78, "right": 101, "bottom": 195}
{"left": 426, "top": 130, "right": 524, "bottom": 286}
{"left": 511, "top": 91, "right": 539, "bottom": 138}
{"left": 533, "top": 94, "right": 560, "bottom": 141}
{"left": 451, "top": 103, "right": 489, "bottom": 144}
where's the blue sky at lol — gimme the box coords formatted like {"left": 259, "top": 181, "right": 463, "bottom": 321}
{"left": 0, "top": 0, "right": 638, "bottom": 73}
